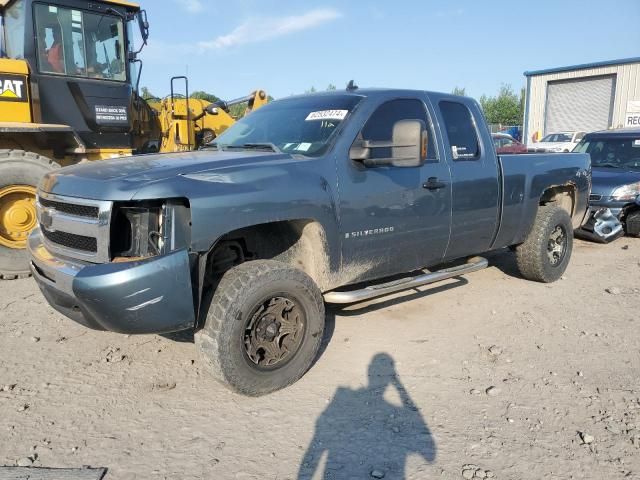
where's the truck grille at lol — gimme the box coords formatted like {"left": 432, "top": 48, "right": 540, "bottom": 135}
{"left": 37, "top": 192, "right": 112, "bottom": 263}
{"left": 39, "top": 197, "right": 99, "bottom": 218}
{"left": 42, "top": 229, "right": 98, "bottom": 253}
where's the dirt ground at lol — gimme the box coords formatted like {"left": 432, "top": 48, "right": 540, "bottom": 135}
{"left": 1, "top": 238, "right": 639, "bottom": 480}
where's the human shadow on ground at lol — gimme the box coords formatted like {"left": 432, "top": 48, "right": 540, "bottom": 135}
{"left": 298, "top": 353, "right": 436, "bottom": 479}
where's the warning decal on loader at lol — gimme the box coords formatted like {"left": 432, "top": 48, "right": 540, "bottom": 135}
{"left": 95, "top": 105, "right": 128, "bottom": 124}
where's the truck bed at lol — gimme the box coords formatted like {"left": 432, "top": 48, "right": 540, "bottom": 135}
{"left": 494, "top": 152, "right": 591, "bottom": 249}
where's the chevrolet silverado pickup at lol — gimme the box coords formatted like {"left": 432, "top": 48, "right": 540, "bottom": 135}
{"left": 29, "top": 88, "right": 591, "bottom": 395}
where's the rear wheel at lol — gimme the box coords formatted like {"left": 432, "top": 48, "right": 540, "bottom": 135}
{"left": 0, "top": 150, "right": 60, "bottom": 279}
{"left": 625, "top": 210, "right": 640, "bottom": 237}
{"left": 195, "top": 260, "right": 325, "bottom": 396}
{"left": 515, "top": 205, "right": 573, "bottom": 283}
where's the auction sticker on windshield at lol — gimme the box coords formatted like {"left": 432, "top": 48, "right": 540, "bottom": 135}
{"left": 305, "top": 110, "right": 348, "bottom": 121}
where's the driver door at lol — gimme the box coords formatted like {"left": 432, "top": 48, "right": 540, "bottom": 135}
{"left": 336, "top": 97, "right": 452, "bottom": 283}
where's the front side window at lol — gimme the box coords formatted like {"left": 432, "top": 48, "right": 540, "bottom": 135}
{"left": 440, "top": 101, "right": 480, "bottom": 160}
{"left": 34, "top": 3, "right": 126, "bottom": 81}
{"left": 4, "top": 0, "right": 26, "bottom": 58}
{"left": 361, "top": 98, "right": 438, "bottom": 161}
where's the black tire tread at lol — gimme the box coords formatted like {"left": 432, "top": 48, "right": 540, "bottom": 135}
{"left": 195, "top": 260, "right": 324, "bottom": 396}
{"left": 0, "top": 149, "right": 60, "bottom": 280}
{"left": 515, "top": 205, "right": 572, "bottom": 283}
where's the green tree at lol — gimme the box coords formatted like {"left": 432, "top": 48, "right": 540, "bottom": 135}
{"left": 140, "top": 86, "right": 158, "bottom": 101}
{"left": 326, "top": 84, "right": 337, "bottom": 91}
{"left": 305, "top": 86, "right": 317, "bottom": 94}
{"left": 479, "top": 84, "right": 523, "bottom": 125}
{"left": 191, "top": 91, "right": 220, "bottom": 103}
{"left": 452, "top": 86, "right": 466, "bottom": 96}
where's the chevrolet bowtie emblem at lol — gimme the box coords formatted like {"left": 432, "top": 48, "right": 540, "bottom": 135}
{"left": 40, "top": 207, "right": 55, "bottom": 231}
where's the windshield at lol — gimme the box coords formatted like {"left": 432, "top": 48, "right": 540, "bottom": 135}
{"left": 34, "top": 3, "right": 127, "bottom": 81}
{"left": 213, "top": 95, "right": 363, "bottom": 157}
{"left": 541, "top": 133, "right": 572, "bottom": 143}
{"left": 574, "top": 137, "right": 640, "bottom": 170}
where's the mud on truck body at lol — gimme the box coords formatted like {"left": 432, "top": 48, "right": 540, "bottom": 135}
{"left": 29, "top": 88, "right": 591, "bottom": 395}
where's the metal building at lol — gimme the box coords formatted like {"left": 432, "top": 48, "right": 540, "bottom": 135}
{"left": 523, "top": 57, "right": 640, "bottom": 145}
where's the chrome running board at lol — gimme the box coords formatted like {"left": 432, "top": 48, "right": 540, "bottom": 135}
{"left": 324, "top": 257, "right": 489, "bottom": 304}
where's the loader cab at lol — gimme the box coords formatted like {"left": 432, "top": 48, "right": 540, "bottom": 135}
{"left": 1, "top": 0, "right": 151, "bottom": 155}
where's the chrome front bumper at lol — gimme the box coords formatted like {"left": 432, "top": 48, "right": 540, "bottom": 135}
{"left": 28, "top": 228, "right": 196, "bottom": 334}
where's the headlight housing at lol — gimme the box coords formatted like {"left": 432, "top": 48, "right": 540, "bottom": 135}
{"left": 110, "top": 199, "right": 191, "bottom": 260}
{"left": 611, "top": 182, "right": 640, "bottom": 201}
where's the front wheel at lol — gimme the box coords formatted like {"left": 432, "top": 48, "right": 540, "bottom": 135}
{"left": 195, "top": 260, "right": 325, "bottom": 396}
{"left": 515, "top": 205, "right": 573, "bottom": 283}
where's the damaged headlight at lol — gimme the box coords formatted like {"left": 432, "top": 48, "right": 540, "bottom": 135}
{"left": 611, "top": 182, "right": 640, "bottom": 201}
{"left": 110, "top": 199, "right": 191, "bottom": 260}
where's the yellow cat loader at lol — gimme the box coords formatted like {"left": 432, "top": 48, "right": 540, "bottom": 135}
{"left": 0, "top": 0, "right": 267, "bottom": 278}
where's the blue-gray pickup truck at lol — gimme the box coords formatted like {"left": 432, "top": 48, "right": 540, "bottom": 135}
{"left": 28, "top": 88, "right": 591, "bottom": 395}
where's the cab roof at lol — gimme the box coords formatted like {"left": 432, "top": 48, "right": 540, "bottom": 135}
{"left": 0, "top": 0, "right": 139, "bottom": 9}
{"left": 585, "top": 127, "right": 640, "bottom": 138}
{"left": 283, "top": 87, "right": 472, "bottom": 103}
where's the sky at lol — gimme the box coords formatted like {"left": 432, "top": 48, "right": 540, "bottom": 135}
{"left": 137, "top": 0, "right": 640, "bottom": 101}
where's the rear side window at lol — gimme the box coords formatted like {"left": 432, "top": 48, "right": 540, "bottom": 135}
{"left": 439, "top": 101, "right": 480, "bottom": 160}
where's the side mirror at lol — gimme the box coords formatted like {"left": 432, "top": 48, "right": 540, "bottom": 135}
{"left": 138, "top": 10, "right": 150, "bottom": 43}
{"left": 350, "top": 119, "right": 426, "bottom": 167}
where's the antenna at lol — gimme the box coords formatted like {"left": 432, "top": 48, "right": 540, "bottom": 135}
{"left": 346, "top": 80, "right": 358, "bottom": 91}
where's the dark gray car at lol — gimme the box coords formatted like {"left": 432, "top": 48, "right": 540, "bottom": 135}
{"left": 573, "top": 128, "right": 640, "bottom": 242}
{"left": 28, "top": 89, "right": 591, "bottom": 395}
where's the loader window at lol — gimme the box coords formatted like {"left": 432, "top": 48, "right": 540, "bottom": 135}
{"left": 34, "top": 3, "right": 126, "bottom": 81}
{"left": 4, "top": 0, "right": 26, "bottom": 58}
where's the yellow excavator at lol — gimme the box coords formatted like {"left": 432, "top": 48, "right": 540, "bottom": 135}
{"left": 0, "top": 0, "right": 268, "bottom": 278}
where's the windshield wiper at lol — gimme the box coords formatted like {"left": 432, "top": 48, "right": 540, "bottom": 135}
{"left": 595, "top": 163, "right": 623, "bottom": 168}
{"left": 223, "top": 143, "right": 281, "bottom": 153}
{"left": 200, "top": 142, "right": 219, "bottom": 151}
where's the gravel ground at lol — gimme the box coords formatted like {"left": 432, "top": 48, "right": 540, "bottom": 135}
{"left": 1, "top": 239, "right": 639, "bottom": 480}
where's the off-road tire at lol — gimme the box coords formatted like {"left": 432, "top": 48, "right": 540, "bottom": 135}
{"left": 195, "top": 260, "right": 325, "bottom": 396}
{"left": 625, "top": 210, "right": 640, "bottom": 238}
{"left": 515, "top": 205, "right": 573, "bottom": 283}
{"left": 0, "top": 150, "right": 60, "bottom": 280}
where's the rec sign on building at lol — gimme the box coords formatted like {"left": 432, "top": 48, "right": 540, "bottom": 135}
{"left": 626, "top": 101, "right": 640, "bottom": 127}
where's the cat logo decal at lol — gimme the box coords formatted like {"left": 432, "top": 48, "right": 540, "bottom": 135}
{"left": 0, "top": 75, "right": 27, "bottom": 102}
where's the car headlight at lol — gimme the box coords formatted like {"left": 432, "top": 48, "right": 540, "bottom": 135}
{"left": 611, "top": 182, "right": 640, "bottom": 201}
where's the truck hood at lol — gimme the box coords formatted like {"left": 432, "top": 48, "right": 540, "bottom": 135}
{"left": 591, "top": 167, "right": 640, "bottom": 196}
{"left": 40, "top": 150, "right": 302, "bottom": 200}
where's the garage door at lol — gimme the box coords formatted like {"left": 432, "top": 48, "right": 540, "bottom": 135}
{"left": 545, "top": 75, "right": 616, "bottom": 134}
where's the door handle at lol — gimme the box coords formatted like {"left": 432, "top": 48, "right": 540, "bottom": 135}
{"left": 422, "top": 177, "right": 447, "bottom": 190}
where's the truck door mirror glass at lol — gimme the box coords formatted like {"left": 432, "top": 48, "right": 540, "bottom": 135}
{"left": 389, "top": 119, "right": 424, "bottom": 167}
{"left": 350, "top": 119, "right": 425, "bottom": 167}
